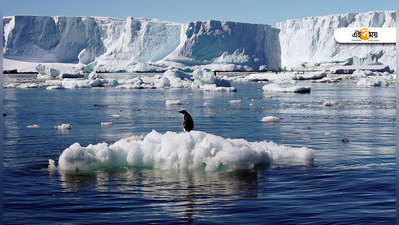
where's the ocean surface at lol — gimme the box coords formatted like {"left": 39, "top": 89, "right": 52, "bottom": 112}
{"left": 3, "top": 77, "right": 396, "bottom": 224}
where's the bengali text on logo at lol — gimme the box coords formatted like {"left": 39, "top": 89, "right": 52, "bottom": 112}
{"left": 334, "top": 27, "right": 395, "bottom": 44}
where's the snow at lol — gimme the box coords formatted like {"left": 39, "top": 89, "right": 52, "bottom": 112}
{"left": 229, "top": 100, "right": 242, "bottom": 104}
{"left": 36, "top": 64, "right": 60, "bottom": 80}
{"left": 356, "top": 76, "right": 395, "bottom": 87}
{"left": 191, "top": 69, "right": 235, "bottom": 91}
{"left": 101, "top": 122, "right": 113, "bottom": 126}
{"left": 323, "top": 101, "right": 339, "bottom": 107}
{"left": 57, "top": 130, "right": 314, "bottom": 172}
{"left": 277, "top": 10, "right": 396, "bottom": 70}
{"left": 165, "top": 100, "right": 182, "bottom": 106}
{"left": 55, "top": 124, "right": 72, "bottom": 130}
{"left": 294, "top": 72, "right": 327, "bottom": 80}
{"left": 263, "top": 83, "right": 311, "bottom": 94}
{"left": 4, "top": 16, "right": 280, "bottom": 71}
{"left": 261, "top": 116, "right": 280, "bottom": 122}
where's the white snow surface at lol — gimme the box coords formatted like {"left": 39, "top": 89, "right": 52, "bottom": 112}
{"left": 261, "top": 116, "right": 280, "bottom": 122}
{"left": 5, "top": 68, "right": 234, "bottom": 91}
{"left": 262, "top": 83, "right": 311, "bottom": 93}
{"left": 57, "top": 130, "right": 314, "bottom": 172}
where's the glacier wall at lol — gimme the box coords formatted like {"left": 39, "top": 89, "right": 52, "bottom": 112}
{"left": 170, "top": 20, "right": 281, "bottom": 70}
{"left": 4, "top": 16, "right": 105, "bottom": 63}
{"left": 3, "top": 11, "right": 396, "bottom": 72}
{"left": 3, "top": 16, "right": 281, "bottom": 71}
{"left": 277, "top": 11, "right": 396, "bottom": 69}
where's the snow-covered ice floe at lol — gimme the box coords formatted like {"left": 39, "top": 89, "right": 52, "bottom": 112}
{"left": 224, "top": 72, "right": 297, "bottom": 84}
{"left": 261, "top": 116, "right": 280, "bottom": 122}
{"left": 5, "top": 68, "right": 235, "bottom": 92}
{"left": 263, "top": 83, "right": 311, "bottom": 94}
{"left": 57, "top": 130, "right": 314, "bottom": 172}
{"left": 354, "top": 71, "right": 396, "bottom": 87}
{"left": 165, "top": 99, "right": 182, "bottom": 106}
{"left": 55, "top": 124, "right": 72, "bottom": 130}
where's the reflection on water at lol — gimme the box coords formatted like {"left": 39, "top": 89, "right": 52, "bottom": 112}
{"left": 58, "top": 168, "right": 260, "bottom": 222}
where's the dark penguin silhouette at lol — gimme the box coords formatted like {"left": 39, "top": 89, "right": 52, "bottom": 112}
{"left": 179, "top": 110, "right": 194, "bottom": 132}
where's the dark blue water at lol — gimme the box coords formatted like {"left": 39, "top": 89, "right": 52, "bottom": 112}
{"left": 3, "top": 81, "right": 395, "bottom": 224}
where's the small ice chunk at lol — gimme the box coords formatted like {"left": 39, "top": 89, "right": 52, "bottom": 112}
{"left": 110, "top": 114, "right": 121, "bottom": 118}
{"left": 27, "top": 124, "right": 40, "bottom": 128}
{"left": 261, "top": 116, "right": 280, "bottom": 122}
{"left": 229, "top": 99, "right": 241, "bottom": 104}
{"left": 18, "top": 83, "right": 40, "bottom": 88}
{"left": 263, "top": 83, "right": 311, "bottom": 94}
{"left": 323, "top": 101, "right": 338, "bottom": 107}
{"left": 165, "top": 100, "right": 181, "bottom": 106}
{"left": 46, "top": 85, "right": 64, "bottom": 90}
{"left": 88, "top": 72, "right": 104, "bottom": 80}
{"left": 48, "top": 159, "right": 57, "bottom": 170}
{"left": 101, "top": 122, "right": 113, "bottom": 126}
{"left": 55, "top": 123, "right": 72, "bottom": 130}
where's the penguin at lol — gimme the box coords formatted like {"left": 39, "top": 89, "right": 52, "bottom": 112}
{"left": 179, "top": 110, "right": 194, "bottom": 132}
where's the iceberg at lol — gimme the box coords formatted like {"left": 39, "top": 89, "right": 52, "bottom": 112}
{"left": 4, "top": 16, "right": 281, "bottom": 71}
{"left": 277, "top": 11, "right": 396, "bottom": 70}
{"left": 57, "top": 130, "right": 314, "bottom": 172}
{"left": 3, "top": 11, "right": 396, "bottom": 74}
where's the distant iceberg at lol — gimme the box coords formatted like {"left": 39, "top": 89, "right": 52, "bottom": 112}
{"left": 276, "top": 11, "right": 396, "bottom": 70}
{"left": 4, "top": 16, "right": 281, "bottom": 71}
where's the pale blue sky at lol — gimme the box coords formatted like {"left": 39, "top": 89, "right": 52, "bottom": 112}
{"left": 1, "top": 0, "right": 396, "bottom": 25}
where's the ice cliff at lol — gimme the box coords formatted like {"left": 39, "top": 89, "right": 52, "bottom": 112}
{"left": 276, "top": 10, "right": 396, "bottom": 69}
{"left": 3, "top": 11, "right": 396, "bottom": 72}
{"left": 3, "top": 16, "right": 281, "bottom": 71}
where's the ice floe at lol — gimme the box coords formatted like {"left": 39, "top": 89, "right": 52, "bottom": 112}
{"left": 57, "top": 130, "right": 314, "bottom": 172}
{"left": 55, "top": 124, "right": 72, "bottom": 130}
{"left": 261, "top": 116, "right": 280, "bottom": 122}
{"left": 263, "top": 83, "right": 311, "bottom": 94}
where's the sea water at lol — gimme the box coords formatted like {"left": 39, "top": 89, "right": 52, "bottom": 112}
{"left": 3, "top": 80, "right": 395, "bottom": 224}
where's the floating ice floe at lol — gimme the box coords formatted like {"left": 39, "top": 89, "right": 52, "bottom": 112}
{"left": 294, "top": 71, "right": 327, "bottom": 80}
{"left": 165, "top": 100, "right": 182, "bottom": 106}
{"left": 312, "top": 76, "right": 342, "bottom": 83}
{"left": 25, "top": 68, "right": 235, "bottom": 91}
{"left": 26, "top": 124, "right": 40, "bottom": 128}
{"left": 36, "top": 64, "right": 60, "bottom": 80}
{"left": 55, "top": 124, "right": 72, "bottom": 130}
{"left": 191, "top": 69, "right": 236, "bottom": 92}
{"left": 88, "top": 72, "right": 104, "bottom": 80}
{"left": 323, "top": 101, "right": 339, "bottom": 107}
{"left": 356, "top": 75, "right": 395, "bottom": 87}
{"left": 48, "top": 159, "right": 57, "bottom": 170}
{"left": 18, "top": 83, "right": 41, "bottom": 88}
{"left": 262, "top": 83, "right": 311, "bottom": 94}
{"left": 154, "top": 69, "right": 192, "bottom": 89}
{"left": 261, "top": 116, "right": 280, "bottom": 122}
{"left": 101, "top": 122, "right": 113, "bottom": 126}
{"left": 117, "top": 77, "right": 147, "bottom": 89}
{"left": 226, "top": 72, "right": 296, "bottom": 84}
{"left": 46, "top": 85, "right": 64, "bottom": 90}
{"left": 57, "top": 130, "right": 314, "bottom": 172}
{"left": 229, "top": 100, "right": 241, "bottom": 104}
{"left": 110, "top": 114, "right": 121, "bottom": 118}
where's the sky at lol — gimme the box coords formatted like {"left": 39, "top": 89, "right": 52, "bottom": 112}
{"left": 0, "top": 0, "right": 396, "bottom": 25}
